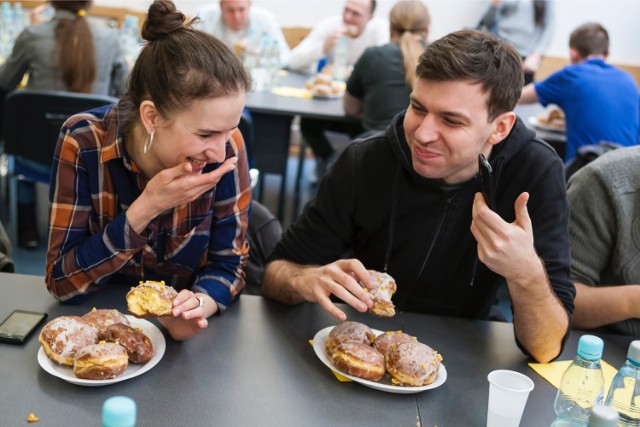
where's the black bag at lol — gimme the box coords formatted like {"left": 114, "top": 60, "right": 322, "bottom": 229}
{"left": 565, "top": 141, "right": 624, "bottom": 181}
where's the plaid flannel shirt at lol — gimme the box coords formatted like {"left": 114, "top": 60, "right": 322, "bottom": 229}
{"left": 46, "top": 103, "right": 251, "bottom": 310}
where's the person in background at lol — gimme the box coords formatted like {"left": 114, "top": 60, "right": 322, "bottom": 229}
{"left": 519, "top": 22, "right": 639, "bottom": 162}
{"left": 477, "top": 0, "right": 554, "bottom": 85}
{"left": 0, "top": 0, "right": 129, "bottom": 249}
{"left": 46, "top": 0, "right": 251, "bottom": 341}
{"left": 288, "top": 0, "right": 388, "bottom": 74}
{"left": 567, "top": 146, "right": 640, "bottom": 336}
{"left": 343, "top": 0, "right": 429, "bottom": 134}
{"left": 263, "top": 30, "right": 574, "bottom": 363}
{"left": 196, "top": 0, "right": 290, "bottom": 67}
{"left": 292, "top": 0, "right": 388, "bottom": 182}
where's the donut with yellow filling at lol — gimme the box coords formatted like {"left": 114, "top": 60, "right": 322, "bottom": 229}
{"left": 325, "top": 321, "right": 375, "bottom": 356}
{"left": 126, "top": 280, "right": 177, "bottom": 318}
{"left": 39, "top": 316, "right": 99, "bottom": 366}
{"left": 331, "top": 342, "right": 385, "bottom": 381}
{"left": 73, "top": 342, "right": 129, "bottom": 380}
{"left": 386, "top": 341, "right": 441, "bottom": 386}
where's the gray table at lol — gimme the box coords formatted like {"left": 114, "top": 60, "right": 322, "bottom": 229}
{"left": 0, "top": 272, "right": 631, "bottom": 426}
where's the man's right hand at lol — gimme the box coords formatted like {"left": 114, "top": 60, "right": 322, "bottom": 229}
{"left": 322, "top": 29, "right": 344, "bottom": 55}
{"left": 284, "top": 259, "right": 374, "bottom": 321}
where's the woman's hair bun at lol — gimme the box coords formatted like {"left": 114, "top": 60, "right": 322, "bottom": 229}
{"left": 142, "top": 0, "right": 192, "bottom": 42}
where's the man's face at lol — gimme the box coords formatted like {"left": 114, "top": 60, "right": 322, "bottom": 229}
{"left": 403, "top": 79, "right": 500, "bottom": 184}
{"left": 342, "top": 0, "right": 373, "bottom": 37}
{"left": 220, "top": 0, "right": 251, "bottom": 31}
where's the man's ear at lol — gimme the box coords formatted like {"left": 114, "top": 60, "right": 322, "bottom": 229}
{"left": 139, "top": 100, "right": 159, "bottom": 134}
{"left": 488, "top": 111, "right": 517, "bottom": 146}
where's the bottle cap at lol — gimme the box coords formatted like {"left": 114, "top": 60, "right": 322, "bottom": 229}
{"left": 102, "top": 396, "right": 136, "bottom": 427}
{"left": 588, "top": 404, "right": 619, "bottom": 427}
{"left": 577, "top": 335, "right": 604, "bottom": 360}
{"left": 627, "top": 340, "right": 640, "bottom": 364}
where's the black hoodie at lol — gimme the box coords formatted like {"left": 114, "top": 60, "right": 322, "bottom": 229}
{"left": 272, "top": 112, "right": 575, "bottom": 321}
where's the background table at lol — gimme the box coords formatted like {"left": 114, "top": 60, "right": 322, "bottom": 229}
{"left": 1, "top": 272, "right": 631, "bottom": 426}
{"left": 245, "top": 71, "right": 355, "bottom": 222}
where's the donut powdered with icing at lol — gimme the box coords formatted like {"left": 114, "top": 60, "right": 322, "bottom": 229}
{"left": 73, "top": 342, "right": 129, "bottom": 380}
{"left": 363, "top": 271, "right": 396, "bottom": 317}
{"left": 331, "top": 342, "right": 385, "bottom": 381}
{"left": 126, "top": 280, "right": 178, "bottom": 318}
{"left": 325, "top": 321, "right": 375, "bottom": 356}
{"left": 83, "top": 308, "right": 130, "bottom": 339}
{"left": 104, "top": 323, "right": 154, "bottom": 363}
{"left": 373, "top": 331, "right": 417, "bottom": 359}
{"left": 39, "top": 316, "right": 99, "bottom": 366}
{"left": 386, "top": 341, "right": 442, "bottom": 386}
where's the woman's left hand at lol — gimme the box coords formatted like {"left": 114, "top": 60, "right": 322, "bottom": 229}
{"left": 158, "top": 290, "right": 218, "bottom": 340}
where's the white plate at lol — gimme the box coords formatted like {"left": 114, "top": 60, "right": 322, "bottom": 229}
{"left": 312, "top": 326, "right": 447, "bottom": 394}
{"left": 527, "top": 116, "right": 565, "bottom": 133}
{"left": 38, "top": 315, "right": 166, "bottom": 387}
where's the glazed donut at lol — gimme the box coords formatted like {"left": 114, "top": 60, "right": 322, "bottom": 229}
{"left": 331, "top": 342, "right": 385, "bottom": 381}
{"left": 104, "top": 323, "right": 154, "bottom": 364}
{"left": 39, "top": 316, "right": 99, "bottom": 366}
{"left": 325, "top": 321, "right": 375, "bottom": 356}
{"left": 73, "top": 342, "right": 129, "bottom": 380}
{"left": 83, "top": 308, "right": 130, "bottom": 339}
{"left": 365, "top": 271, "right": 397, "bottom": 317}
{"left": 386, "top": 341, "right": 441, "bottom": 386}
{"left": 373, "top": 331, "right": 417, "bottom": 359}
{"left": 126, "top": 280, "right": 177, "bottom": 318}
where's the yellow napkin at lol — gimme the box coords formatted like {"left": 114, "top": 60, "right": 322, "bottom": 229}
{"left": 271, "top": 86, "right": 312, "bottom": 99}
{"left": 529, "top": 359, "right": 618, "bottom": 396}
{"left": 309, "top": 340, "right": 352, "bottom": 382}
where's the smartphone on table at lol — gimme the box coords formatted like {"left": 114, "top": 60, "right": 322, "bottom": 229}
{"left": 0, "top": 309, "right": 48, "bottom": 344}
{"left": 478, "top": 154, "right": 495, "bottom": 210}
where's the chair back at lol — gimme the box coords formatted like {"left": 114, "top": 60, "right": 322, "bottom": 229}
{"left": 2, "top": 90, "right": 118, "bottom": 168}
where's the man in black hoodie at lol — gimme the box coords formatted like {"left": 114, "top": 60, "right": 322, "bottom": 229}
{"left": 263, "top": 30, "right": 574, "bottom": 363}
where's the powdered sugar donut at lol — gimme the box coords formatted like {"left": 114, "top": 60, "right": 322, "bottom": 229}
{"left": 39, "top": 316, "right": 99, "bottom": 366}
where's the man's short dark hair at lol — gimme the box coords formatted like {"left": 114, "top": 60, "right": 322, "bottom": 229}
{"left": 569, "top": 23, "right": 609, "bottom": 58}
{"left": 416, "top": 30, "right": 523, "bottom": 121}
{"left": 371, "top": 0, "right": 377, "bottom": 14}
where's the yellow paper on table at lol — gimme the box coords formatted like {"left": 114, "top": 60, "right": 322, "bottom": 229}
{"left": 529, "top": 359, "right": 618, "bottom": 396}
{"left": 309, "top": 340, "right": 352, "bottom": 382}
{"left": 271, "top": 86, "right": 312, "bottom": 99}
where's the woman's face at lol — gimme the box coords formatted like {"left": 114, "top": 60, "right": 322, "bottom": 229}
{"left": 146, "top": 92, "right": 246, "bottom": 177}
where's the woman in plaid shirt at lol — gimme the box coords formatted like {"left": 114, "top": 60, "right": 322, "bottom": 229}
{"left": 46, "top": 0, "right": 252, "bottom": 340}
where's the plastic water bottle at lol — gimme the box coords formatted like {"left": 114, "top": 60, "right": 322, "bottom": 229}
{"left": 12, "top": 2, "right": 24, "bottom": 35}
{"left": 120, "top": 15, "right": 141, "bottom": 67}
{"left": 604, "top": 340, "right": 640, "bottom": 426}
{"left": 332, "top": 36, "right": 348, "bottom": 82}
{"left": 551, "top": 335, "right": 606, "bottom": 427}
{"left": 102, "top": 396, "right": 136, "bottom": 427}
{"left": 588, "top": 405, "right": 619, "bottom": 427}
{"left": 0, "top": 2, "right": 14, "bottom": 59}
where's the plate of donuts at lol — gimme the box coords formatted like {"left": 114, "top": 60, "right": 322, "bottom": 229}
{"left": 312, "top": 326, "right": 447, "bottom": 394}
{"left": 37, "top": 315, "right": 165, "bottom": 386}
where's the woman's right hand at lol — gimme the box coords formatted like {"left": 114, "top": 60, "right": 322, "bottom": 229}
{"left": 126, "top": 157, "right": 237, "bottom": 234}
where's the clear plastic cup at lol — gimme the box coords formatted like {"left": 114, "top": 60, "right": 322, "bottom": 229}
{"left": 487, "top": 370, "right": 535, "bottom": 427}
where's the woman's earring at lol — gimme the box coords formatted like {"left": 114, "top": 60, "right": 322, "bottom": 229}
{"left": 143, "top": 131, "right": 154, "bottom": 154}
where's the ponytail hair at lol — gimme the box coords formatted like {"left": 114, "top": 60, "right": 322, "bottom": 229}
{"left": 389, "top": 0, "right": 430, "bottom": 90}
{"left": 51, "top": 1, "right": 96, "bottom": 93}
